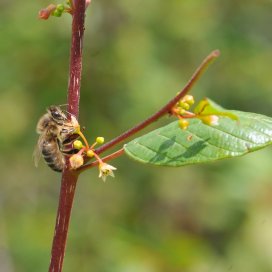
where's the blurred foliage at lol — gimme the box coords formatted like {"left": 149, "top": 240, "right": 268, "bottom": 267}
{"left": 1, "top": 0, "right": 272, "bottom": 271}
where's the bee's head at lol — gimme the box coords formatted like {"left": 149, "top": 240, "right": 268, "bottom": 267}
{"left": 48, "top": 106, "right": 67, "bottom": 122}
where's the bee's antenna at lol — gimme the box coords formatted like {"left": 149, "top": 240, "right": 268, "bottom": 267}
{"left": 62, "top": 109, "right": 71, "bottom": 117}
{"left": 58, "top": 103, "right": 68, "bottom": 108}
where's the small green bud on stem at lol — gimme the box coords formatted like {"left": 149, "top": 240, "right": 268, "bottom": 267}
{"left": 182, "top": 95, "right": 195, "bottom": 106}
{"left": 96, "top": 137, "right": 105, "bottom": 144}
{"left": 179, "top": 101, "right": 190, "bottom": 110}
{"left": 178, "top": 119, "right": 189, "bottom": 130}
{"left": 56, "top": 4, "right": 65, "bottom": 12}
{"left": 73, "top": 140, "right": 83, "bottom": 150}
{"left": 87, "top": 150, "right": 95, "bottom": 158}
{"left": 52, "top": 9, "right": 62, "bottom": 17}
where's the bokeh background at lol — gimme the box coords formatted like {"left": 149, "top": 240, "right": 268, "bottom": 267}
{"left": 1, "top": 0, "right": 272, "bottom": 271}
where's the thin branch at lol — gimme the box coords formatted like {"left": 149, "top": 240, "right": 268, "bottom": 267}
{"left": 78, "top": 148, "right": 125, "bottom": 173}
{"left": 94, "top": 50, "right": 220, "bottom": 156}
{"left": 49, "top": 0, "right": 86, "bottom": 271}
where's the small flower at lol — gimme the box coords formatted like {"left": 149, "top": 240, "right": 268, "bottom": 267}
{"left": 98, "top": 163, "right": 117, "bottom": 182}
{"left": 69, "top": 154, "right": 84, "bottom": 170}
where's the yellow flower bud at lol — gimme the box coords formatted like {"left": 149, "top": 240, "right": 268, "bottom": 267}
{"left": 179, "top": 108, "right": 186, "bottom": 115}
{"left": 182, "top": 95, "right": 195, "bottom": 106}
{"left": 87, "top": 150, "right": 95, "bottom": 157}
{"left": 73, "top": 140, "right": 83, "bottom": 150}
{"left": 96, "top": 137, "right": 105, "bottom": 144}
{"left": 179, "top": 101, "right": 190, "bottom": 110}
{"left": 178, "top": 119, "right": 189, "bottom": 130}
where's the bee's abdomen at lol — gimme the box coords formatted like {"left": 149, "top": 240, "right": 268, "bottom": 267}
{"left": 42, "top": 140, "right": 65, "bottom": 172}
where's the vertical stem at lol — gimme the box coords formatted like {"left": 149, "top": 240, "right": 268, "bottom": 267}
{"left": 49, "top": 1, "right": 86, "bottom": 271}
{"left": 67, "top": 0, "right": 86, "bottom": 117}
{"left": 48, "top": 172, "right": 78, "bottom": 272}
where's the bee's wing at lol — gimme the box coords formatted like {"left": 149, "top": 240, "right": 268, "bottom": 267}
{"left": 33, "top": 134, "right": 44, "bottom": 167}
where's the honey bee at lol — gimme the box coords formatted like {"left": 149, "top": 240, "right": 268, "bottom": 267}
{"left": 34, "top": 106, "right": 79, "bottom": 172}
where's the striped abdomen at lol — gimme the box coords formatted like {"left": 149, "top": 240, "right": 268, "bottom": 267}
{"left": 41, "top": 133, "right": 79, "bottom": 172}
{"left": 42, "top": 138, "right": 65, "bottom": 172}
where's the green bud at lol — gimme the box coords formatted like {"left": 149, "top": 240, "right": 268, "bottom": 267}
{"left": 96, "top": 137, "right": 105, "bottom": 144}
{"left": 52, "top": 9, "right": 62, "bottom": 17}
{"left": 183, "top": 95, "right": 195, "bottom": 106}
{"left": 56, "top": 4, "right": 65, "bottom": 12}
{"left": 179, "top": 108, "right": 186, "bottom": 115}
{"left": 87, "top": 150, "right": 95, "bottom": 158}
{"left": 179, "top": 101, "right": 190, "bottom": 110}
{"left": 73, "top": 140, "right": 83, "bottom": 150}
{"left": 178, "top": 119, "right": 189, "bottom": 130}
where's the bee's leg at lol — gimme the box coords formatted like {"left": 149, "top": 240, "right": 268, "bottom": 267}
{"left": 58, "top": 135, "right": 79, "bottom": 155}
{"left": 59, "top": 127, "right": 77, "bottom": 138}
{"left": 62, "top": 133, "right": 79, "bottom": 145}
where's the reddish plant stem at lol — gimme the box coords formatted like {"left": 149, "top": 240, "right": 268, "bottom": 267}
{"left": 94, "top": 50, "right": 220, "bottom": 156}
{"left": 67, "top": 2, "right": 86, "bottom": 117}
{"left": 49, "top": 171, "right": 78, "bottom": 272}
{"left": 78, "top": 148, "right": 125, "bottom": 173}
{"left": 49, "top": 0, "right": 86, "bottom": 271}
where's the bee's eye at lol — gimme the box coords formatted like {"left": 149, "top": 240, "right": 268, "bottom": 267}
{"left": 52, "top": 111, "right": 62, "bottom": 119}
{"left": 49, "top": 107, "right": 66, "bottom": 121}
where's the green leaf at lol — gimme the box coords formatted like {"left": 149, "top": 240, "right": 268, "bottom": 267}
{"left": 124, "top": 111, "right": 272, "bottom": 167}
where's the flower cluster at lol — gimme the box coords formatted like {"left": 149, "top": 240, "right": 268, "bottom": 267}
{"left": 38, "top": 2, "right": 71, "bottom": 20}
{"left": 69, "top": 135, "right": 117, "bottom": 182}
{"left": 171, "top": 95, "right": 220, "bottom": 130}
{"left": 39, "top": 0, "right": 91, "bottom": 20}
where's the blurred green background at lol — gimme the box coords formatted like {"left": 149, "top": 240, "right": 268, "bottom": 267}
{"left": 1, "top": 0, "right": 272, "bottom": 271}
